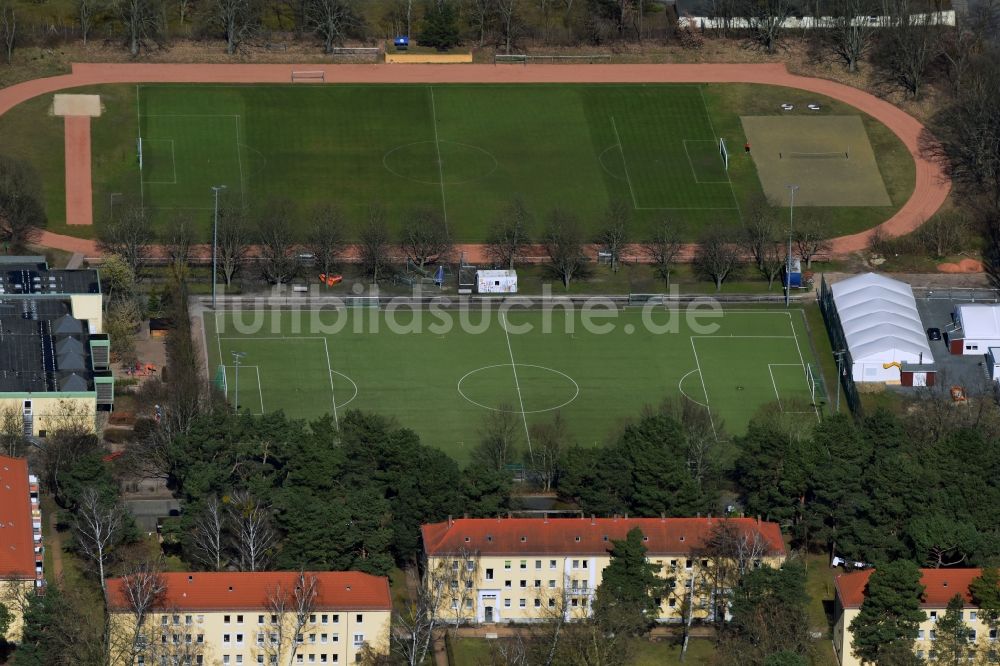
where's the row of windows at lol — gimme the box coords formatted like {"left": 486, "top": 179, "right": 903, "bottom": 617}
{"left": 223, "top": 633, "right": 362, "bottom": 646}
{"left": 219, "top": 614, "right": 359, "bottom": 625}
{"left": 927, "top": 610, "right": 983, "bottom": 623}
{"left": 917, "top": 628, "right": 997, "bottom": 642}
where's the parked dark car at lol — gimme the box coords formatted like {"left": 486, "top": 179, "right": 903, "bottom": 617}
{"left": 927, "top": 327, "right": 942, "bottom": 341}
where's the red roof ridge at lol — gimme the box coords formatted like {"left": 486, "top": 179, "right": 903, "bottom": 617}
{"left": 835, "top": 568, "right": 988, "bottom": 609}
{"left": 0, "top": 455, "right": 35, "bottom": 579}
{"left": 106, "top": 571, "right": 391, "bottom": 612}
{"left": 421, "top": 516, "right": 785, "bottom": 557}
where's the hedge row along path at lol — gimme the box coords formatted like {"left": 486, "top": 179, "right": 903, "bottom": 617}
{"left": 0, "top": 62, "right": 949, "bottom": 261}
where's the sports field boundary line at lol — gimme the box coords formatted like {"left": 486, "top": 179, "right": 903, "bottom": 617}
{"left": 787, "top": 315, "right": 821, "bottom": 422}
{"left": 428, "top": 86, "right": 449, "bottom": 234}
{"left": 697, "top": 85, "right": 743, "bottom": 220}
{"left": 500, "top": 312, "right": 534, "bottom": 462}
{"left": 681, "top": 139, "right": 731, "bottom": 185}
{"left": 234, "top": 115, "right": 246, "bottom": 207}
{"left": 610, "top": 116, "right": 640, "bottom": 209}
{"left": 767, "top": 364, "right": 782, "bottom": 409}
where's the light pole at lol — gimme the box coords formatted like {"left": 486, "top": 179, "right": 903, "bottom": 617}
{"left": 833, "top": 350, "right": 846, "bottom": 413}
{"left": 785, "top": 184, "right": 799, "bottom": 308}
{"left": 231, "top": 351, "right": 245, "bottom": 414}
{"left": 211, "top": 185, "right": 227, "bottom": 310}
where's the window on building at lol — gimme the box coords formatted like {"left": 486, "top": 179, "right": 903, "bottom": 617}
{"left": 236, "top": 615, "right": 244, "bottom": 624}
{"left": 353, "top": 634, "right": 365, "bottom": 647}
{"left": 929, "top": 651, "right": 937, "bottom": 661}
{"left": 570, "top": 599, "right": 578, "bottom": 607}
{"left": 549, "top": 599, "right": 556, "bottom": 607}
{"left": 486, "top": 568, "right": 494, "bottom": 580}
{"left": 465, "top": 580, "right": 473, "bottom": 589}
{"left": 257, "top": 658, "right": 264, "bottom": 666}
{"left": 917, "top": 651, "right": 924, "bottom": 660}
{"left": 450, "top": 580, "right": 458, "bottom": 590}
{"left": 465, "top": 599, "right": 473, "bottom": 609}
{"left": 466, "top": 560, "right": 475, "bottom": 571}
{"left": 223, "top": 634, "right": 231, "bottom": 644}
{"left": 668, "top": 598, "right": 676, "bottom": 608}
{"left": 970, "top": 630, "right": 978, "bottom": 642}
{"left": 451, "top": 599, "right": 458, "bottom": 610}
{"left": 930, "top": 611, "right": 938, "bottom": 622}
{"left": 309, "top": 633, "right": 316, "bottom": 643}
{"left": 224, "top": 615, "right": 231, "bottom": 624}
{"left": 258, "top": 615, "right": 265, "bottom": 625}
{"left": 685, "top": 559, "right": 693, "bottom": 570}
{"left": 519, "top": 599, "right": 526, "bottom": 608}
{"left": 236, "top": 658, "right": 243, "bottom": 665}
{"left": 332, "top": 634, "right": 339, "bottom": 643}
{"left": 235, "top": 633, "right": 244, "bottom": 646}
{"left": 582, "top": 560, "right": 588, "bottom": 569}
{"left": 321, "top": 633, "right": 328, "bottom": 643}
{"left": 991, "top": 628, "right": 998, "bottom": 641}
{"left": 504, "top": 560, "right": 511, "bottom": 570}
{"left": 505, "top": 581, "right": 512, "bottom": 588}
{"left": 572, "top": 560, "right": 579, "bottom": 569}
{"left": 197, "top": 615, "right": 204, "bottom": 624}
{"left": 322, "top": 614, "right": 329, "bottom": 623}
{"left": 918, "top": 630, "right": 925, "bottom": 640}
{"left": 518, "top": 580, "right": 525, "bottom": 588}
{"left": 257, "top": 633, "right": 265, "bottom": 646}
{"left": 185, "top": 615, "right": 192, "bottom": 625}
{"left": 296, "top": 657, "right": 303, "bottom": 664}
{"left": 930, "top": 630, "right": 937, "bottom": 641}
{"left": 520, "top": 560, "right": 527, "bottom": 569}
{"left": 173, "top": 615, "right": 180, "bottom": 625}
{"left": 504, "top": 599, "right": 511, "bottom": 608}
{"left": 197, "top": 634, "right": 204, "bottom": 644}
{"left": 296, "top": 634, "right": 304, "bottom": 644}
{"left": 223, "top": 657, "right": 230, "bottom": 665}
{"left": 535, "top": 560, "right": 542, "bottom": 569}
{"left": 310, "top": 614, "right": 317, "bottom": 623}
{"left": 356, "top": 614, "right": 363, "bottom": 623}
{"left": 333, "top": 615, "right": 339, "bottom": 624}
{"left": 971, "top": 611, "right": 978, "bottom": 621}
{"left": 547, "top": 580, "right": 553, "bottom": 588}
{"left": 549, "top": 560, "right": 557, "bottom": 569}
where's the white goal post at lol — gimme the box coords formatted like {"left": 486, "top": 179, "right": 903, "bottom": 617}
{"left": 291, "top": 70, "right": 326, "bottom": 82}
{"left": 137, "top": 137, "right": 143, "bottom": 171}
{"left": 719, "top": 138, "right": 728, "bottom": 171}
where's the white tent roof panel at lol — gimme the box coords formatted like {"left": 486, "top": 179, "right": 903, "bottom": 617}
{"left": 831, "top": 273, "right": 934, "bottom": 366}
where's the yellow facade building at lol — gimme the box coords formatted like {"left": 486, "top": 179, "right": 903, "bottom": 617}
{"left": 0, "top": 257, "right": 112, "bottom": 436}
{"left": 834, "top": 568, "right": 997, "bottom": 666}
{"left": 0, "top": 455, "right": 44, "bottom": 643}
{"left": 106, "top": 571, "right": 392, "bottom": 666}
{"left": 421, "top": 516, "right": 786, "bottom": 625}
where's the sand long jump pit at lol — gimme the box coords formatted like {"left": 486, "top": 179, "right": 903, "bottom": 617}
{"left": 741, "top": 115, "right": 890, "bottom": 207}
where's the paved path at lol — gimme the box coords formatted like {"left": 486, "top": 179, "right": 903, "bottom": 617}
{"left": 5, "top": 62, "right": 949, "bottom": 260}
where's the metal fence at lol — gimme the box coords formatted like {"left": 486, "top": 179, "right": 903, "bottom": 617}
{"left": 912, "top": 287, "right": 1000, "bottom": 303}
{"left": 819, "top": 275, "right": 863, "bottom": 417}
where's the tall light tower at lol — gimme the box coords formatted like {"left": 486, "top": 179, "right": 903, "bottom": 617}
{"left": 211, "top": 185, "right": 227, "bottom": 310}
{"left": 231, "top": 350, "right": 245, "bottom": 414}
{"left": 785, "top": 184, "right": 799, "bottom": 308}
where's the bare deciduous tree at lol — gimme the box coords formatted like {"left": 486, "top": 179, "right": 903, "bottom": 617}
{"left": 0, "top": 404, "right": 25, "bottom": 457}
{"left": 595, "top": 198, "right": 630, "bottom": 273}
{"left": 0, "top": 155, "right": 45, "bottom": 253}
{"left": 227, "top": 491, "right": 276, "bottom": 572}
{"left": 466, "top": 0, "right": 496, "bottom": 45}
{"left": 192, "top": 496, "right": 227, "bottom": 571}
{"left": 693, "top": 226, "right": 743, "bottom": 291}
{"left": 496, "top": 0, "right": 520, "bottom": 53}
{"left": 486, "top": 197, "right": 532, "bottom": 270}
{"left": 265, "top": 571, "right": 319, "bottom": 665}
{"left": 256, "top": 200, "right": 299, "bottom": 285}
{"left": 541, "top": 209, "right": 587, "bottom": 290}
{"left": 642, "top": 219, "right": 683, "bottom": 289}
{"left": 358, "top": 205, "right": 393, "bottom": 284}
{"left": 0, "top": 0, "right": 15, "bottom": 66}
{"left": 99, "top": 205, "right": 154, "bottom": 280}
{"left": 162, "top": 214, "right": 195, "bottom": 282}
{"left": 743, "top": 205, "right": 786, "bottom": 289}
{"left": 108, "top": 559, "right": 166, "bottom": 666}
{"left": 916, "top": 211, "right": 967, "bottom": 258}
{"left": 217, "top": 205, "right": 252, "bottom": 287}
{"left": 793, "top": 217, "right": 832, "bottom": 268}
{"left": 400, "top": 208, "right": 452, "bottom": 269}
{"left": 696, "top": 519, "right": 773, "bottom": 628}
{"left": 213, "top": 0, "right": 261, "bottom": 54}
{"left": 306, "top": 204, "right": 348, "bottom": 278}
{"left": 306, "top": 0, "right": 359, "bottom": 53}
{"left": 391, "top": 567, "right": 447, "bottom": 666}
{"left": 826, "top": 0, "right": 880, "bottom": 73}
{"left": 743, "top": 0, "right": 792, "bottom": 54}
{"left": 76, "top": 0, "right": 99, "bottom": 44}
{"left": 528, "top": 412, "right": 569, "bottom": 492}
{"left": 473, "top": 404, "right": 521, "bottom": 473}
{"left": 73, "top": 487, "right": 126, "bottom": 596}
{"left": 113, "top": 0, "right": 162, "bottom": 56}
{"left": 878, "top": 0, "right": 941, "bottom": 98}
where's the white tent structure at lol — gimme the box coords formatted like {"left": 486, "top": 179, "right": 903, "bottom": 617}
{"left": 831, "top": 273, "right": 934, "bottom": 383}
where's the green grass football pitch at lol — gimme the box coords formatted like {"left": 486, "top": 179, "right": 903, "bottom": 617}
{"left": 134, "top": 83, "right": 738, "bottom": 239}
{"left": 205, "top": 307, "right": 822, "bottom": 463}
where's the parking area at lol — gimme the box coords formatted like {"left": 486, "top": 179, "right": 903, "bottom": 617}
{"left": 914, "top": 296, "right": 996, "bottom": 394}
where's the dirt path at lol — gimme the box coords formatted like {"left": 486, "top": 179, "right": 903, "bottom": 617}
{"left": 6, "top": 62, "right": 949, "bottom": 260}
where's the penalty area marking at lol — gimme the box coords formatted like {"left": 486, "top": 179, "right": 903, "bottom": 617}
{"left": 223, "top": 364, "right": 264, "bottom": 414}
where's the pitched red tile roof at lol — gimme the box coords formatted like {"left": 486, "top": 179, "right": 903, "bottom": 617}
{"left": 0, "top": 456, "right": 35, "bottom": 579}
{"left": 422, "top": 517, "right": 785, "bottom": 557}
{"left": 106, "top": 572, "right": 391, "bottom": 612}
{"left": 835, "top": 568, "right": 986, "bottom": 609}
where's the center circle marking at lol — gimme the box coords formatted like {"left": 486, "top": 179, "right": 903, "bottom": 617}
{"left": 382, "top": 140, "right": 499, "bottom": 185}
{"left": 457, "top": 364, "right": 580, "bottom": 414}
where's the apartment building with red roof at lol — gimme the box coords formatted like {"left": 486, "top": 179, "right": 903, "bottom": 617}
{"left": 0, "top": 455, "right": 44, "bottom": 643}
{"left": 105, "top": 571, "right": 391, "bottom": 666}
{"left": 421, "top": 516, "right": 786, "bottom": 625}
{"left": 834, "top": 568, "right": 995, "bottom": 666}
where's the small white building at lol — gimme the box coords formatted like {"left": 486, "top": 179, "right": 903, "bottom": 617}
{"left": 949, "top": 304, "right": 1000, "bottom": 355}
{"left": 476, "top": 270, "right": 517, "bottom": 294}
{"left": 831, "top": 273, "right": 934, "bottom": 385}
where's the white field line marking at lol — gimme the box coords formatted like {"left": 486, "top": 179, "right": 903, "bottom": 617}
{"left": 322, "top": 338, "right": 339, "bottom": 427}
{"left": 500, "top": 312, "right": 533, "bottom": 461}
{"left": 141, "top": 114, "right": 240, "bottom": 118}
{"left": 611, "top": 116, "right": 640, "bottom": 209}
{"left": 682, "top": 139, "right": 730, "bottom": 185}
{"left": 141, "top": 139, "right": 177, "bottom": 184}
{"left": 678, "top": 369, "right": 708, "bottom": 408}
{"left": 697, "top": 85, "right": 742, "bottom": 219}
{"left": 222, "top": 364, "right": 263, "bottom": 414}
{"left": 690, "top": 335, "right": 795, "bottom": 339}
{"left": 429, "top": 87, "right": 449, "bottom": 234}
{"left": 688, "top": 337, "right": 718, "bottom": 440}
{"left": 234, "top": 115, "right": 246, "bottom": 207}
{"left": 788, "top": 316, "right": 821, "bottom": 422}
{"left": 634, "top": 205, "right": 739, "bottom": 211}
{"left": 136, "top": 84, "right": 143, "bottom": 208}
{"left": 767, "top": 364, "right": 782, "bottom": 409}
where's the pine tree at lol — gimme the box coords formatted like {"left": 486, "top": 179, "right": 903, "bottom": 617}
{"left": 418, "top": 0, "right": 460, "bottom": 51}
{"left": 849, "top": 561, "right": 926, "bottom": 664}
{"left": 592, "top": 527, "right": 667, "bottom": 636}
{"left": 971, "top": 568, "right": 1000, "bottom": 628}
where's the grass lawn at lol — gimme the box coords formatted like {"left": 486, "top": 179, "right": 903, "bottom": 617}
{"left": 206, "top": 306, "right": 823, "bottom": 463}
{"left": 447, "top": 637, "right": 715, "bottom": 665}
{"left": 0, "top": 82, "right": 912, "bottom": 241}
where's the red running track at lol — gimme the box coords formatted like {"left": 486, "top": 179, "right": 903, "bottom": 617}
{"left": 0, "top": 62, "right": 948, "bottom": 260}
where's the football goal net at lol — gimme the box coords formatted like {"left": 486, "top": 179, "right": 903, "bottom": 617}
{"left": 291, "top": 70, "right": 326, "bottom": 82}
{"left": 214, "top": 364, "right": 228, "bottom": 397}
{"left": 807, "top": 364, "right": 826, "bottom": 405}
{"left": 137, "top": 137, "right": 143, "bottom": 171}
{"left": 719, "top": 138, "right": 729, "bottom": 171}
